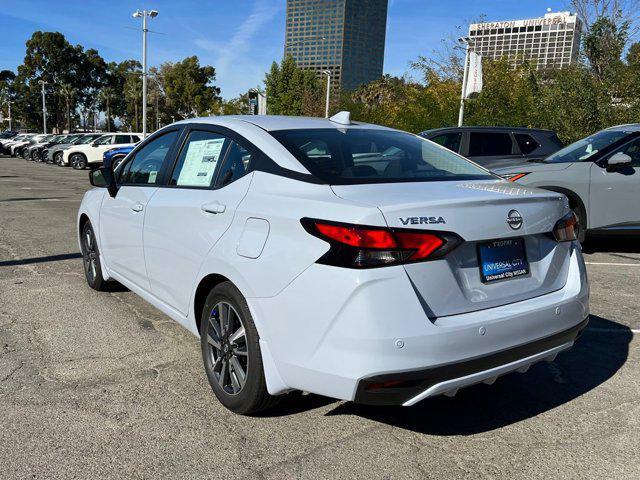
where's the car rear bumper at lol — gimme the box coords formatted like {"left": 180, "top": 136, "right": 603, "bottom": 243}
{"left": 354, "top": 316, "right": 588, "bottom": 405}
{"left": 251, "top": 243, "right": 589, "bottom": 403}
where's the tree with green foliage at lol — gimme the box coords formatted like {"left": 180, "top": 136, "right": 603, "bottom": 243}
{"left": 159, "top": 56, "right": 220, "bottom": 119}
{"left": 264, "top": 56, "right": 322, "bottom": 116}
{"left": 583, "top": 16, "right": 628, "bottom": 82}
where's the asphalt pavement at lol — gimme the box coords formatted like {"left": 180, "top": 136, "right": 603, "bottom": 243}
{"left": 1, "top": 156, "right": 638, "bottom": 479}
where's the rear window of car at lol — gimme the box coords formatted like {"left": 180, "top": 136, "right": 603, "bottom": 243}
{"left": 429, "top": 132, "right": 462, "bottom": 153}
{"left": 514, "top": 133, "right": 540, "bottom": 155}
{"left": 468, "top": 132, "right": 514, "bottom": 156}
{"left": 270, "top": 128, "right": 494, "bottom": 185}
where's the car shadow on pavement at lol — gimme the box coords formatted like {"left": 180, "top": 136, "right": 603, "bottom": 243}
{"left": 323, "top": 315, "right": 631, "bottom": 435}
{"left": 0, "top": 252, "right": 82, "bottom": 267}
{"left": 582, "top": 236, "right": 640, "bottom": 254}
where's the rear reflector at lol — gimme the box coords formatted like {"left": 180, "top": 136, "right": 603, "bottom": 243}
{"left": 301, "top": 218, "right": 463, "bottom": 268}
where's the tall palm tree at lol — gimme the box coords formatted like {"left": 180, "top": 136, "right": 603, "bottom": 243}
{"left": 98, "top": 87, "right": 116, "bottom": 132}
{"left": 59, "top": 84, "right": 77, "bottom": 133}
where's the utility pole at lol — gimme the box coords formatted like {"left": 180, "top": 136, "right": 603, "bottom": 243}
{"left": 133, "top": 9, "right": 158, "bottom": 137}
{"left": 323, "top": 70, "right": 331, "bottom": 118}
{"left": 39, "top": 80, "right": 48, "bottom": 134}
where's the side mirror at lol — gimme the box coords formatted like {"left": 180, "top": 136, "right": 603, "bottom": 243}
{"left": 90, "top": 141, "right": 99, "bottom": 147}
{"left": 607, "top": 152, "right": 632, "bottom": 171}
{"left": 89, "top": 167, "right": 118, "bottom": 198}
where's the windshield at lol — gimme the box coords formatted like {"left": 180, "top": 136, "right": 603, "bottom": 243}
{"left": 545, "top": 130, "right": 633, "bottom": 163}
{"left": 271, "top": 128, "right": 495, "bottom": 184}
{"left": 76, "top": 135, "right": 101, "bottom": 144}
{"left": 94, "top": 135, "right": 113, "bottom": 145}
{"left": 63, "top": 135, "right": 81, "bottom": 144}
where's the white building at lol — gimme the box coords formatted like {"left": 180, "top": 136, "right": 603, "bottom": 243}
{"left": 469, "top": 11, "right": 583, "bottom": 69}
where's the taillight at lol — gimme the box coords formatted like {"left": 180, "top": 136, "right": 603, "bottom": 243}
{"left": 552, "top": 212, "right": 579, "bottom": 242}
{"left": 301, "top": 218, "right": 463, "bottom": 268}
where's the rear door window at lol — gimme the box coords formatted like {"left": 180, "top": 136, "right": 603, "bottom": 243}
{"left": 514, "top": 133, "right": 540, "bottom": 155}
{"left": 430, "top": 133, "right": 462, "bottom": 153}
{"left": 115, "top": 135, "right": 131, "bottom": 144}
{"left": 169, "top": 130, "right": 231, "bottom": 188}
{"left": 468, "top": 132, "right": 514, "bottom": 156}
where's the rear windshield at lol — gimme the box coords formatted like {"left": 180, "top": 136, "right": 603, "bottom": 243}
{"left": 271, "top": 128, "right": 494, "bottom": 184}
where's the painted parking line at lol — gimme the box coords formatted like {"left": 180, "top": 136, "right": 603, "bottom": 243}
{"left": 585, "top": 262, "right": 640, "bottom": 266}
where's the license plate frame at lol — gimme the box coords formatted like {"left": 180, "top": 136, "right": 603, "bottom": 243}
{"left": 477, "top": 237, "right": 530, "bottom": 284}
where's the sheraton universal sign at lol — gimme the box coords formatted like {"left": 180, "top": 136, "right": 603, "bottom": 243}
{"left": 470, "top": 13, "right": 575, "bottom": 31}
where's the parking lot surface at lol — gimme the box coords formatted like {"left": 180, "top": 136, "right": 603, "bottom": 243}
{"left": 1, "top": 156, "right": 639, "bottom": 480}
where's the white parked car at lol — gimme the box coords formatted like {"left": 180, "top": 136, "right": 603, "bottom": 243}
{"left": 63, "top": 133, "right": 142, "bottom": 169}
{"left": 78, "top": 114, "right": 589, "bottom": 415}
{"left": 8, "top": 133, "right": 38, "bottom": 156}
{"left": 0, "top": 133, "right": 33, "bottom": 153}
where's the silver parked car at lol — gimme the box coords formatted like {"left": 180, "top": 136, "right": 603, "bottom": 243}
{"left": 496, "top": 124, "right": 640, "bottom": 242}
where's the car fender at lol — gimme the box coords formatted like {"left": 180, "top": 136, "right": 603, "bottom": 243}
{"left": 65, "top": 146, "right": 89, "bottom": 162}
{"left": 189, "top": 238, "right": 293, "bottom": 395}
{"left": 77, "top": 188, "right": 110, "bottom": 279}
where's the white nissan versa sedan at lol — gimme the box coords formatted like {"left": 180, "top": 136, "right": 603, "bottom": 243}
{"left": 78, "top": 113, "right": 589, "bottom": 414}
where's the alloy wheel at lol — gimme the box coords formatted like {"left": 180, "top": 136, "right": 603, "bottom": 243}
{"left": 71, "top": 154, "right": 86, "bottom": 169}
{"left": 206, "top": 301, "right": 249, "bottom": 395}
{"left": 82, "top": 227, "right": 98, "bottom": 284}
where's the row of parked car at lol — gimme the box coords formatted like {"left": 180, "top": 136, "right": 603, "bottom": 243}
{"left": 3, "top": 122, "right": 639, "bottom": 243}
{"left": 420, "top": 124, "right": 640, "bottom": 242}
{"left": 0, "top": 131, "right": 140, "bottom": 170}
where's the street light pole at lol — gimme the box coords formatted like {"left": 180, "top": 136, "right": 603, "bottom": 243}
{"left": 322, "top": 70, "right": 331, "bottom": 118}
{"left": 7, "top": 101, "right": 12, "bottom": 131}
{"left": 133, "top": 9, "right": 158, "bottom": 138}
{"left": 39, "top": 80, "right": 48, "bottom": 134}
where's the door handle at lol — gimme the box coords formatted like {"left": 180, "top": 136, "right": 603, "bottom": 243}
{"left": 201, "top": 202, "right": 226, "bottom": 214}
{"left": 131, "top": 203, "right": 144, "bottom": 212}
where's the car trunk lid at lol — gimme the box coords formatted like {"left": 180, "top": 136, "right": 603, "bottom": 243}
{"left": 332, "top": 180, "right": 572, "bottom": 318}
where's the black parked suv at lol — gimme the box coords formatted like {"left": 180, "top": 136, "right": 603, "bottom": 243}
{"left": 419, "top": 126, "right": 563, "bottom": 170}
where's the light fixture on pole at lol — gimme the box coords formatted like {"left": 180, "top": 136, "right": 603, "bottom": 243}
{"left": 39, "top": 80, "right": 48, "bottom": 134}
{"left": 132, "top": 9, "right": 159, "bottom": 138}
{"left": 322, "top": 70, "right": 331, "bottom": 118}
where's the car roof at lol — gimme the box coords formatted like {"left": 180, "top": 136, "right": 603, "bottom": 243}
{"left": 420, "top": 126, "right": 556, "bottom": 135}
{"left": 174, "top": 115, "right": 393, "bottom": 132}
{"left": 603, "top": 123, "right": 640, "bottom": 132}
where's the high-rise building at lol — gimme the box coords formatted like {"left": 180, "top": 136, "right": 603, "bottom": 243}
{"left": 284, "top": 0, "right": 388, "bottom": 91}
{"left": 468, "top": 11, "right": 583, "bottom": 69}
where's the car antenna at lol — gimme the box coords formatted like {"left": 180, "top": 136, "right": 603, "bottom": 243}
{"left": 329, "top": 111, "right": 351, "bottom": 126}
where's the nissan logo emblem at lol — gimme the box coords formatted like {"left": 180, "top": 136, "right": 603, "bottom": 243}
{"left": 507, "top": 210, "right": 523, "bottom": 230}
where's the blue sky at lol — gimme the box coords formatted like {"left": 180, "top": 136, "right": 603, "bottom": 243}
{"left": 0, "top": 0, "right": 570, "bottom": 98}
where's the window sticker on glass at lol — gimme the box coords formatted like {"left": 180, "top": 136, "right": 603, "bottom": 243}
{"left": 177, "top": 138, "right": 226, "bottom": 186}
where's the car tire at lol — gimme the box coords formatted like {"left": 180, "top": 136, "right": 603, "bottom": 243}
{"left": 112, "top": 156, "right": 125, "bottom": 171}
{"left": 200, "top": 281, "right": 279, "bottom": 415}
{"left": 22, "top": 149, "right": 30, "bottom": 160}
{"left": 31, "top": 150, "right": 41, "bottom": 162}
{"left": 71, "top": 153, "right": 87, "bottom": 170}
{"left": 80, "top": 221, "right": 109, "bottom": 291}
{"left": 54, "top": 152, "right": 65, "bottom": 166}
